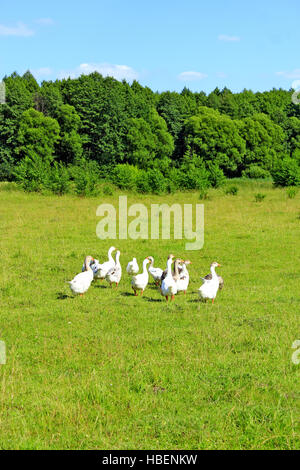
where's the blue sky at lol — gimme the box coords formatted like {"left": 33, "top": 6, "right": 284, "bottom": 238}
{"left": 1, "top": 0, "right": 299, "bottom": 93}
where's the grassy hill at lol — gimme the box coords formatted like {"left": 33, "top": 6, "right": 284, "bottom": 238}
{"left": 0, "top": 180, "right": 299, "bottom": 449}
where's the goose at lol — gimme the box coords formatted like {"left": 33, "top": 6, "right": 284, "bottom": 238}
{"left": 126, "top": 257, "right": 139, "bottom": 275}
{"left": 203, "top": 272, "right": 224, "bottom": 289}
{"left": 81, "top": 257, "right": 100, "bottom": 277}
{"left": 147, "top": 256, "right": 163, "bottom": 285}
{"left": 161, "top": 256, "right": 182, "bottom": 283}
{"left": 198, "top": 262, "right": 221, "bottom": 303}
{"left": 68, "top": 256, "right": 94, "bottom": 296}
{"left": 131, "top": 257, "right": 150, "bottom": 296}
{"left": 160, "top": 254, "right": 177, "bottom": 283}
{"left": 94, "top": 246, "right": 116, "bottom": 280}
{"left": 106, "top": 250, "right": 122, "bottom": 287}
{"left": 176, "top": 260, "right": 191, "bottom": 295}
{"left": 161, "top": 255, "right": 177, "bottom": 301}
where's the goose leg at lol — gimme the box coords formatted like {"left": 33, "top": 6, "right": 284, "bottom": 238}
{"left": 166, "top": 295, "right": 168, "bottom": 302}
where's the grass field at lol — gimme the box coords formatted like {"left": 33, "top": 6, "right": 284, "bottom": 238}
{"left": 0, "top": 180, "right": 299, "bottom": 450}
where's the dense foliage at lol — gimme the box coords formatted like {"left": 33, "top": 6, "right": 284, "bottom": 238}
{"left": 1, "top": 71, "right": 300, "bottom": 192}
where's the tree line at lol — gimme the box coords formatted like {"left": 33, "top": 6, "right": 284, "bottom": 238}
{"left": 0, "top": 70, "right": 299, "bottom": 194}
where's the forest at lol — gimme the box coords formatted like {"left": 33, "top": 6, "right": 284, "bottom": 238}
{"left": 0, "top": 71, "right": 300, "bottom": 194}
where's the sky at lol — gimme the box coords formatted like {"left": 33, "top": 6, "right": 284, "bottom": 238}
{"left": 0, "top": 0, "right": 299, "bottom": 93}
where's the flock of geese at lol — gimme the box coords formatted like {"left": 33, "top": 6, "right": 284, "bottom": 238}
{"left": 68, "top": 246, "right": 223, "bottom": 303}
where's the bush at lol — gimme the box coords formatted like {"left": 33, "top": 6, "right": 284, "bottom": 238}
{"left": 135, "top": 169, "right": 151, "bottom": 193}
{"left": 111, "top": 164, "right": 139, "bottom": 191}
{"left": 47, "top": 161, "right": 70, "bottom": 195}
{"left": 272, "top": 158, "right": 300, "bottom": 187}
{"left": 69, "top": 159, "right": 100, "bottom": 196}
{"left": 0, "top": 149, "right": 15, "bottom": 181}
{"left": 102, "top": 183, "right": 114, "bottom": 196}
{"left": 286, "top": 187, "right": 298, "bottom": 199}
{"left": 254, "top": 193, "right": 266, "bottom": 202}
{"left": 166, "top": 168, "right": 182, "bottom": 193}
{"left": 242, "top": 165, "right": 270, "bottom": 179}
{"left": 225, "top": 185, "right": 238, "bottom": 196}
{"left": 14, "top": 154, "right": 51, "bottom": 192}
{"left": 146, "top": 169, "right": 167, "bottom": 194}
{"left": 178, "top": 166, "right": 210, "bottom": 190}
{"left": 206, "top": 162, "right": 226, "bottom": 188}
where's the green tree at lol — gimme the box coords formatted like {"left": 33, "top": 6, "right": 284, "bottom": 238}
{"left": 16, "top": 108, "right": 60, "bottom": 162}
{"left": 182, "top": 107, "right": 246, "bottom": 175}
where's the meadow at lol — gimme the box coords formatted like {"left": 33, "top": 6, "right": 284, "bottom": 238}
{"left": 0, "top": 180, "right": 299, "bottom": 450}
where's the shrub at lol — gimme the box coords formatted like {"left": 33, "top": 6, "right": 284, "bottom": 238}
{"left": 111, "top": 164, "right": 139, "bottom": 191}
{"left": 225, "top": 185, "right": 238, "bottom": 196}
{"left": 146, "top": 169, "right": 166, "bottom": 194}
{"left": 272, "top": 158, "right": 300, "bottom": 187}
{"left": 179, "top": 166, "right": 210, "bottom": 190}
{"left": 135, "top": 169, "right": 151, "bottom": 193}
{"left": 254, "top": 193, "right": 266, "bottom": 202}
{"left": 0, "top": 150, "right": 15, "bottom": 181}
{"left": 166, "top": 168, "right": 182, "bottom": 193}
{"left": 14, "top": 154, "right": 51, "bottom": 192}
{"left": 286, "top": 187, "right": 298, "bottom": 199}
{"left": 242, "top": 165, "right": 270, "bottom": 179}
{"left": 102, "top": 183, "right": 114, "bottom": 195}
{"left": 206, "top": 162, "right": 226, "bottom": 188}
{"left": 69, "top": 159, "right": 100, "bottom": 196}
{"left": 47, "top": 161, "right": 70, "bottom": 195}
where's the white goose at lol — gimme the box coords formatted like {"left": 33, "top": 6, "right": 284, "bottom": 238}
{"left": 126, "top": 257, "right": 139, "bottom": 275}
{"left": 161, "top": 254, "right": 177, "bottom": 301}
{"left": 106, "top": 250, "right": 122, "bottom": 287}
{"left": 81, "top": 257, "right": 100, "bottom": 277}
{"left": 176, "top": 260, "right": 191, "bottom": 295}
{"left": 68, "top": 256, "right": 94, "bottom": 296}
{"left": 147, "top": 256, "right": 163, "bottom": 285}
{"left": 94, "top": 246, "right": 116, "bottom": 280}
{"left": 198, "top": 262, "right": 221, "bottom": 303}
{"left": 131, "top": 257, "right": 150, "bottom": 296}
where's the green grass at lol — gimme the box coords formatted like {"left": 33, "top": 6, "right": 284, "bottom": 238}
{"left": 0, "top": 180, "right": 299, "bottom": 449}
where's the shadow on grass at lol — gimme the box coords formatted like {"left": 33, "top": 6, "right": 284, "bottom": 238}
{"left": 56, "top": 292, "right": 73, "bottom": 300}
{"left": 143, "top": 296, "right": 163, "bottom": 303}
{"left": 121, "top": 292, "right": 136, "bottom": 297}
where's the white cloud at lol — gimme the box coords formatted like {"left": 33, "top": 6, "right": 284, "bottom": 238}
{"left": 35, "top": 18, "right": 54, "bottom": 26}
{"left": 59, "top": 63, "right": 139, "bottom": 82}
{"left": 32, "top": 67, "right": 53, "bottom": 79}
{"left": 218, "top": 34, "right": 240, "bottom": 42}
{"left": 0, "top": 21, "right": 34, "bottom": 37}
{"left": 178, "top": 71, "right": 208, "bottom": 81}
{"left": 276, "top": 69, "right": 300, "bottom": 79}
